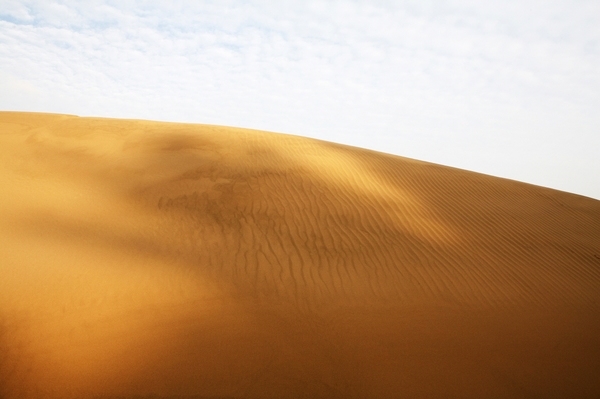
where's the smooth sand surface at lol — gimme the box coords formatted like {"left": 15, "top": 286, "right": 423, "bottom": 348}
{"left": 1, "top": 112, "right": 600, "bottom": 398}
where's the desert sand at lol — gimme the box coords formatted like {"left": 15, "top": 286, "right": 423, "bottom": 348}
{"left": 1, "top": 111, "right": 599, "bottom": 398}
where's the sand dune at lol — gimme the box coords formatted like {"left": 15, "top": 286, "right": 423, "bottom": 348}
{"left": 1, "top": 111, "right": 599, "bottom": 398}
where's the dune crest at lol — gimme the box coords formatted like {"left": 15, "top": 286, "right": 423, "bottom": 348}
{"left": 1, "top": 112, "right": 600, "bottom": 398}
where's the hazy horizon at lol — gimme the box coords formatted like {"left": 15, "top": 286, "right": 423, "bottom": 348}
{"left": 1, "top": 0, "right": 599, "bottom": 199}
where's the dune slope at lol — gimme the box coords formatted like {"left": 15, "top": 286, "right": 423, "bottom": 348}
{"left": 1, "top": 112, "right": 600, "bottom": 398}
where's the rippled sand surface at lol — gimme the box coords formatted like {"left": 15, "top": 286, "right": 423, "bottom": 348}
{"left": 1, "top": 112, "right": 600, "bottom": 398}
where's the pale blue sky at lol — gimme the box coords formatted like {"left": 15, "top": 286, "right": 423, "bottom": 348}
{"left": 1, "top": 1, "right": 599, "bottom": 199}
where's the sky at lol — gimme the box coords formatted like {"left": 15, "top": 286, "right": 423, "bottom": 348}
{"left": 1, "top": 1, "right": 599, "bottom": 199}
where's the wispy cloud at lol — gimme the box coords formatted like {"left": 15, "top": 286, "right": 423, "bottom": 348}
{"left": 1, "top": 0, "right": 599, "bottom": 198}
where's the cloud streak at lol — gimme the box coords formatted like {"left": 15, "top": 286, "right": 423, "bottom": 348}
{"left": 1, "top": 0, "right": 599, "bottom": 198}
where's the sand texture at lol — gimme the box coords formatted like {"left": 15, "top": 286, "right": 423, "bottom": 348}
{"left": 1, "top": 111, "right": 600, "bottom": 398}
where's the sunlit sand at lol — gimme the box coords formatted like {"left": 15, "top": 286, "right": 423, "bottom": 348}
{"left": 1, "top": 112, "right": 599, "bottom": 398}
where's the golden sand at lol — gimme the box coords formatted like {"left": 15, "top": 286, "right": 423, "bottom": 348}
{"left": 1, "top": 112, "right": 599, "bottom": 398}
